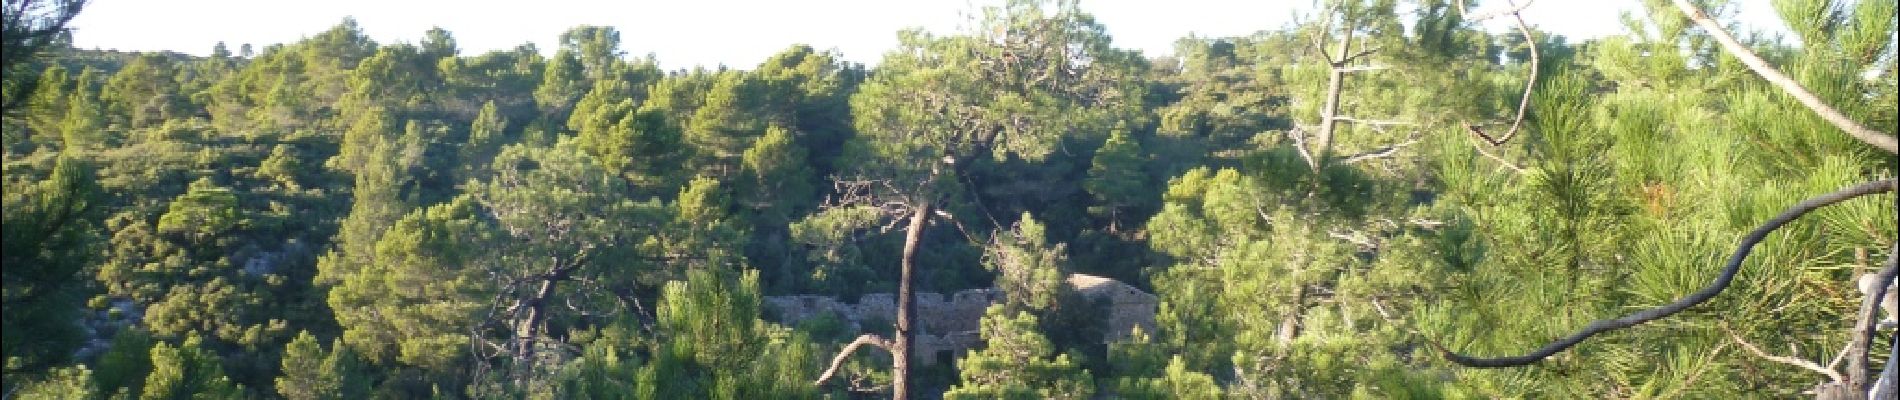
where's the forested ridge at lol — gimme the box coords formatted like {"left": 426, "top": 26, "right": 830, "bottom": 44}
{"left": 3, "top": 0, "right": 1896, "bottom": 398}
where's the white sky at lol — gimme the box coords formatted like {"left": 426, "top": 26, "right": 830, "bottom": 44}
{"left": 66, "top": 0, "right": 1789, "bottom": 70}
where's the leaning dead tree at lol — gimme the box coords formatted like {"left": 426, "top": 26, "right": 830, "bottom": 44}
{"left": 1435, "top": 1, "right": 1900, "bottom": 398}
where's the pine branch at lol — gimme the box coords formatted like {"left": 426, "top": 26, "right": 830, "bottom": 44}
{"left": 1439, "top": 179, "right": 1896, "bottom": 367}
{"left": 1669, "top": 0, "right": 1898, "bottom": 154}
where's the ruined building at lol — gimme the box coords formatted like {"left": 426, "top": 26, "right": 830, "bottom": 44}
{"left": 763, "top": 274, "right": 1157, "bottom": 365}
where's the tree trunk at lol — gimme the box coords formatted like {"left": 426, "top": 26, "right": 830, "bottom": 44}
{"left": 1314, "top": 67, "right": 1344, "bottom": 168}
{"left": 1276, "top": 285, "right": 1309, "bottom": 346}
{"left": 514, "top": 275, "right": 556, "bottom": 376}
{"left": 1311, "top": 38, "right": 1350, "bottom": 171}
{"left": 892, "top": 201, "right": 932, "bottom": 400}
{"left": 513, "top": 257, "right": 579, "bottom": 385}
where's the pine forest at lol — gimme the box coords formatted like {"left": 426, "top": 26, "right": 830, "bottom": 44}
{"left": 2, "top": 0, "right": 1896, "bottom": 398}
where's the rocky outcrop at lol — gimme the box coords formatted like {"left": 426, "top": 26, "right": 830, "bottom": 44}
{"left": 764, "top": 274, "right": 1156, "bottom": 365}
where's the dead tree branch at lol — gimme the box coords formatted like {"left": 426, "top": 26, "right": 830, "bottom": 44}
{"left": 1341, "top": 138, "right": 1419, "bottom": 164}
{"left": 1335, "top": 117, "right": 1414, "bottom": 126}
{"left": 1668, "top": 0, "right": 1897, "bottom": 154}
{"left": 1289, "top": 127, "right": 1320, "bottom": 170}
{"left": 1455, "top": 0, "right": 1534, "bottom": 22}
{"left": 1460, "top": 0, "right": 1538, "bottom": 147}
{"left": 1438, "top": 179, "right": 1897, "bottom": 367}
{"left": 1847, "top": 246, "right": 1898, "bottom": 392}
{"left": 1465, "top": 129, "right": 1526, "bottom": 173}
{"left": 814, "top": 334, "right": 895, "bottom": 386}
{"left": 1727, "top": 328, "right": 1846, "bottom": 383}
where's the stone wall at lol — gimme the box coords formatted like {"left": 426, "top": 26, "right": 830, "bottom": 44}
{"left": 763, "top": 274, "right": 1156, "bottom": 365}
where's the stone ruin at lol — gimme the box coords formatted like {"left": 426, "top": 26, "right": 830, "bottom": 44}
{"left": 763, "top": 274, "right": 1157, "bottom": 365}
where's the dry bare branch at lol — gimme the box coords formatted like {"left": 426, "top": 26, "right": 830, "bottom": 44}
{"left": 1727, "top": 328, "right": 1846, "bottom": 383}
{"left": 1439, "top": 179, "right": 1897, "bottom": 367}
{"left": 1669, "top": 0, "right": 1898, "bottom": 154}
{"left": 1461, "top": 0, "right": 1538, "bottom": 147}
{"left": 1341, "top": 138, "right": 1420, "bottom": 164}
{"left": 1335, "top": 65, "right": 1391, "bottom": 73}
{"left": 1334, "top": 117, "right": 1414, "bottom": 126}
{"left": 1455, "top": 0, "right": 1535, "bottom": 22}
{"left": 815, "top": 334, "right": 895, "bottom": 386}
{"left": 1288, "top": 127, "right": 1320, "bottom": 170}
{"left": 1339, "top": 46, "right": 1380, "bottom": 64}
{"left": 1466, "top": 131, "right": 1526, "bottom": 173}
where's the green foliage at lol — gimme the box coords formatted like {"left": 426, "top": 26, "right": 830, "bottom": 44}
{"left": 277, "top": 331, "right": 369, "bottom": 400}
{"left": 944, "top": 307, "right": 1094, "bottom": 400}
{"left": 1083, "top": 124, "right": 1152, "bottom": 232}
{"left": 22, "top": 64, "right": 70, "bottom": 144}
{"left": 155, "top": 178, "right": 241, "bottom": 244}
{"left": 13, "top": 365, "right": 98, "bottom": 400}
{"left": 95, "top": 329, "right": 158, "bottom": 398}
{"left": 3, "top": 3, "right": 1891, "bottom": 397}
{"left": 103, "top": 53, "right": 185, "bottom": 128}
{"left": 737, "top": 125, "right": 816, "bottom": 227}
{"left": 571, "top": 92, "right": 680, "bottom": 192}
{"left": 786, "top": 205, "right": 888, "bottom": 296}
{"left": 141, "top": 335, "right": 242, "bottom": 400}
{"left": 331, "top": 196, "right": 494, "bottom": 371}
{"left": 985, "top": 212, "right": 1067, "bottom": 312}
{"left": 852, "top": 0, "right": 1142, "bottom": 168}
{"left": 1, "top": 154, "right": 99, "bottom": 378}
{"left": 61, "top": 67, "right": 108, "bottom": 148}
{"left": 1107, "top": 330, "right": 1221, "bottom": 399}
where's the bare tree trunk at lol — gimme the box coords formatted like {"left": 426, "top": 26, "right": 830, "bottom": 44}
{"left": 892, "top": 201, "right": 932, "bottom": 400}
{"left": 1313, "top": 63, "right": 1346, "bottom": 170}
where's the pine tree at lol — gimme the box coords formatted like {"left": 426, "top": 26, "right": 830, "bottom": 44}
{"left": 23, "top": 64, "right": 69, "bottom": 141}
{"left": 94, "top": 329, "right": 157, "bottom": 398}
{"left": 60, "top": 68, "right": 107, "bottom": 149}
{"left": 737, "top": 125, "right": 816, "bottom": 228}
{"left": 1106, "top": 329, "right": 1221, "bottom": 399}
{"left": 140, "top": 335, "right": 242, "bottom": 399}
{"left": 1083, "top": 125, "right": 1151, "bottom": 233}
{"left": 685, "top": 72, "right": 765, "bottom": 177}
{"left": 943, "top": 307, "right": 1094, "bottom": 400}
{"left": 985, "top": 212, "right": 1067, "bottom": 312}
{"left": 277, "top": 331, "right": 369, "bottom": 400}
{"left": 11, "top": 365, "right": 97, "bottom": 400}
{"left": 155, "top": 177, "right": 241, "bottom": 244}
{"left": 1, "top": 155, "right": 99, "bottom": 377}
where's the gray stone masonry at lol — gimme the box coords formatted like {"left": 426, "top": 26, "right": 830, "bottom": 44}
{"left": 763, "top": 274, "right": 1157, "bottom": 365}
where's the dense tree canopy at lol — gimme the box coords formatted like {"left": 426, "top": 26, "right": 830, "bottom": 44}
{"left": 1, "top": 0, "right": 1895, "bottom": 398}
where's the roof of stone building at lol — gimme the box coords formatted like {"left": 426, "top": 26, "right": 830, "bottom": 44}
{"left": 1066, "top": 274, "right": 1157, "bottom": 304}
